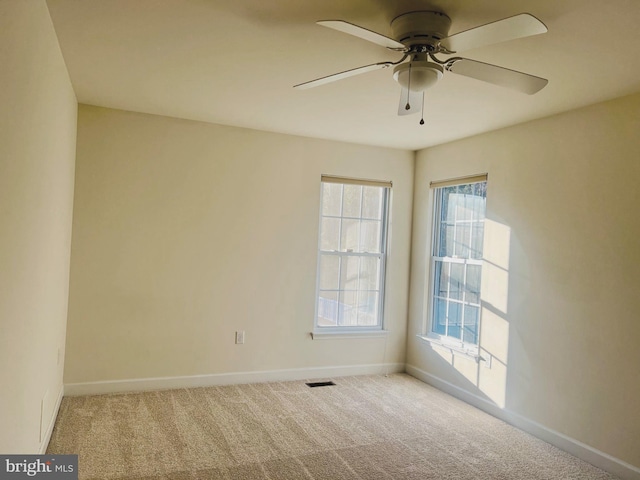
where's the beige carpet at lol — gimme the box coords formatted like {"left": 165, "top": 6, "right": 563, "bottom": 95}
{"left": 47, "top": 374, "right": 618, "bottom": 480}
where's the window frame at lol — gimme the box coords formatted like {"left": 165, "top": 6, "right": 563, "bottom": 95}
{"left": 313, "top": 176, "right": 391, "bottom": 335}
{"left": 424, "top": 176, "right": 487, "bottom": 355}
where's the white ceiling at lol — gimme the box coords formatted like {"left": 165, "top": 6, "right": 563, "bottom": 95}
{"left": 46, "top": 0, "right": 640, "bottom": 150}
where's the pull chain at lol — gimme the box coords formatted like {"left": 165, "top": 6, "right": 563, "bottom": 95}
{"left": 420, "top": 91, "right": 425, "bottom": 125}
{"left": 405, "top": 63, "right": 412, "bottom": 110}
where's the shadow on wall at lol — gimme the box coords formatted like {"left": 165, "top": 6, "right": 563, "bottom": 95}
{"left": 424, "top": 217, "right": 512, "bottom": 408}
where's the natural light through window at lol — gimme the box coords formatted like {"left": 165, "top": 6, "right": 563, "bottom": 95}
{"left": 429, "top": 177, "right": 487, "bottom": 348}
{"left": 314, "top": 176, "right": 390, "bottom": 332}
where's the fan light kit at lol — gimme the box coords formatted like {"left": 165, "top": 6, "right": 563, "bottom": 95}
{"left": 393, "top": 62, "right": 443, "bottom": 92}
{"left": 294, "top": 10, "right": 549, "bottom": 124}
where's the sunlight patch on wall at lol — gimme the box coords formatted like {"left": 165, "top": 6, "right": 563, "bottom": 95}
{"left": 477, "top": 218, "right": 511, "bottom": 408}
{"left": 430, "top": 344, "right": 482, "bottom": 387}
{"left": 480, "top": 309, "right": 509, "bottom": 366}
{"left": 482, "top": 219, "right": 511, "bottom": 315}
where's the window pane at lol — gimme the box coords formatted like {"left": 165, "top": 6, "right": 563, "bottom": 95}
{"left": 322, "top": 183, "right": 342, "bottom": 217}
{"left": 447, "top": 301, "right": 461, "bottom": 340}
{"left": 362, "top": 186, "right": 382, "bottom": 219}
{"left": 342, "top": 184, "right": 362, "bottom": 218}
{"left": 359, "top": 256, "right": 380, "bottom": 291}
{"left": 449, "top": 263, "right": 464, "bottom": 301}
{"left": 470, "top": 224, "right": 484, "bottom": 260}
{"left": 357, "top": 292, "right": 379, "bottom": 326}
{"left": 465, "top": 264, "right": 481, "bottom": 304}
{"left": 318, "top": 254, "right": 339, "bottom": 290}
{"left": 474, "top": 183, "right": 486, "bottom": 218}
{"left": 360, "top": 220, "right": 381, "bottom": 253}
{"left": 457, "top": 193, "right": 472, "bottom": 221}
{"left": 440, "top": 186, "right": 455, "bottom": 220}
{"left": 320, "top": 217, "right": 340, "bottom": 251}
{"left": 439, "top": 223, "right": 454, "bottom": 257}
{"left": 338, "top": 290, "right": 358, "bottom": 326}
{"left": 340, "top": 218, "right": 359, "bottom": 251}
{"left": 463, "top": 305, "right": 479, "bottom": 344}
{"left": 433, "top": 298, "right": 447, "bottom": 335}
{"left": 454, "top": 223, "right": 471, "bottom": 258}
{"left": 474, "top": 181, "right": 486, "bottom": 201}
{"left": 339, "top": 255, "right": 359, "bottom": 291}
{"left": 317, "top": 291, "right": 338, "bottom": 327}
{"left": 443, "top": 187, "right": 458, "bottom": 223}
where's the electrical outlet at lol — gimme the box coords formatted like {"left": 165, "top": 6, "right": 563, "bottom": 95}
{"left": 482, "top": 352, "right": 492, "bottom": 369}
{"left": 235, "top": 331, "right": 245, "bottom": 344}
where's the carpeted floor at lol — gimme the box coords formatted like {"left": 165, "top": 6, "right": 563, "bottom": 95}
{"left": 47, "top": 374, "right": 618, "bottom": 479}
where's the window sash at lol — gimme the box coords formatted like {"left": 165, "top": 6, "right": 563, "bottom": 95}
{"left": 431, "top": 258, "right": 482, "bottom": 344}
{"left": 316, "top": 252, "right": 386, "bottom": 329}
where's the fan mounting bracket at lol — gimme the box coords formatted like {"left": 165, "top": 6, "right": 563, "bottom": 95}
{"left": 391, "top": 11, "right": 452, "bottom": 49}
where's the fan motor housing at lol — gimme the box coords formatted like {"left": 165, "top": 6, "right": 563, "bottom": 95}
{"left": 391, "top": 11, "right": 452, "bottom": 48}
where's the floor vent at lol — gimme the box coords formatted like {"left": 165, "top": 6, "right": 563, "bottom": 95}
{"left": 306, "top": 381, "right": 336, "bottom": 388}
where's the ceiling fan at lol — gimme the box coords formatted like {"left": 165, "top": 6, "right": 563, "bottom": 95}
{"left": 294, "top": 11, "right": 549, "bottom": 123}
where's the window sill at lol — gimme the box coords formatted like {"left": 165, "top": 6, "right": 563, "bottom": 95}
{"left": 311, "top": 330, "right": 389, "bottom": 340}
{"left": 417, "top": 335, "right": 482, "bottom": 362}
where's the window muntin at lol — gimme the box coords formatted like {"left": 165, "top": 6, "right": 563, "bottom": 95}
{"left": 430, "top": 181, "right": 487, "bottom": 345}
{"left": 315, "top": 180, "right": 389, "bottom": 330}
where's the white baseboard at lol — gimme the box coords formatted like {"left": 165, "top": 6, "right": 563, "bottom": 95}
{"left": 39, "top": 385, "right": 63, "bottom": 455}
{"left": 405, "top": 364, "right": 640, "bottom": 480}
{"left": 64, "top": 363, "right": 405, "bottom": 396}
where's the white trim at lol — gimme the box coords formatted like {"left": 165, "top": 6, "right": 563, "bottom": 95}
{"left": 39, "top": 385, "right": 63, "bottom": 454}
{"left": 64, "top": 363, "right": 406, "bottom": 396}
{"left": 314, "top": 181, "right": 390, "bottom": 332}
{"left": 417, "top": 334, "right": 481, "bottom": 361}
{"left": 311, "top": 330, "right": 389, "bottom": 340}
{"left": 405, "top": 364, "right": 640, "bottom": 480}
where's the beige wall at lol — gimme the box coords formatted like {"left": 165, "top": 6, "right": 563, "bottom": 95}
{"left": 0, "top": 0, "right": 77, "bottom": 453}
{"left": 65, "top": 105, "right": 413, "bottom": 384}
{"left": 408, "top": 92, "right": 640, "bottom": 467}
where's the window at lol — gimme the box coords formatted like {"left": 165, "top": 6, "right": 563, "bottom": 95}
{"left": 314, "top": 176, "right": 391, "bottom": 332}
{"left": 429, "top": 176, "right": 487, "bottom": 347}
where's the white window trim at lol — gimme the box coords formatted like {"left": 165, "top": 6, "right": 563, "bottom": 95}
{"left": 313, "top": 177, "right": 390, "bottom": 334}
{"left": 417, "top": 334, "right": 481, "bottom": 361}
{"left": 311, "top": 329, "right": 389, "bottom": 340}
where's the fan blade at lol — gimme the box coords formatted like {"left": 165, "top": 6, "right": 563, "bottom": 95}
{"left": 318, "top": 20, "right": 406, "bottom": 50}
{"left": 398, "top": 88, "right": 422, "bottom": 115}
{"left": 449, "top": 58, "right": 548, "bottom": 94}
{"left": 294, "top": 62, "right": 391, "bottom": 90}
{"left": 441, "top": 13, "right": 547, "bottom": 53}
